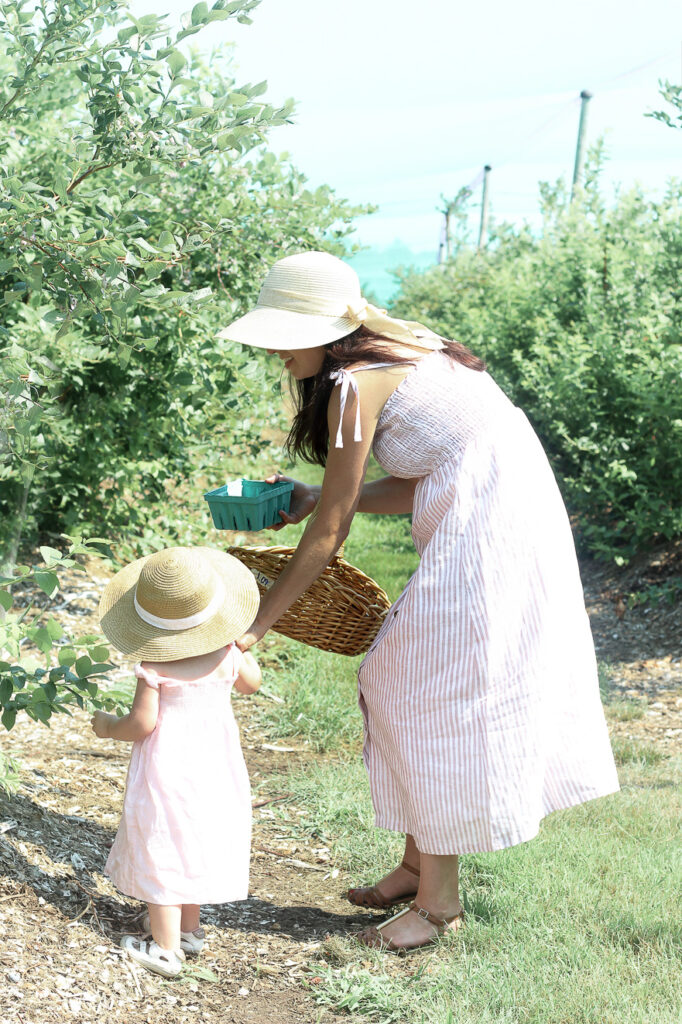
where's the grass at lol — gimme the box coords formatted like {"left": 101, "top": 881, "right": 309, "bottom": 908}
{"left": 269, "top": 754, "right": 682, "bottom": 1024}
{"left": 0, "top": 749, "right": 20, "bottom": 795}
{"left": 251, "top": 498, "right": 682, "bottom": 1023}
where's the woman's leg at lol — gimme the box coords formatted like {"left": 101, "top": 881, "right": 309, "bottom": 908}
{"left": 358, "top": 852, "right": 463, "bottom": 947}
{"left": 348, "top": 834, "right": 420, "bottom": 904}
{"left": 147, "top": 903, "right": 182, "bottom": 951}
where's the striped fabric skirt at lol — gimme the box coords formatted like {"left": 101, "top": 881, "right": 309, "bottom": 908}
{"left": 359, "top": 411, "right": 619, "bottom": 855}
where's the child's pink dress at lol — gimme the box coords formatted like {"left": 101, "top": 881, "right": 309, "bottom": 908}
{"left": 105, "top": 644, "right": 251, "bottom": 905}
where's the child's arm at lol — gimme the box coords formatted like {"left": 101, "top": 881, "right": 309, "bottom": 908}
{"left": 91, "top": 676, "right": 159, "bottom": 741}
{"left": 233, "top": 650, "right": 262, "bottom": 695}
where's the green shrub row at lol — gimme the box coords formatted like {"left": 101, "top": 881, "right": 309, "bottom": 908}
{"left": 392, "top": 148, "right": 682, "bottom": 562}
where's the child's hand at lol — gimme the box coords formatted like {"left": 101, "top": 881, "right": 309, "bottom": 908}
{"left": 91, "top": 710, "right": 116, "bottom": 738}
{"left": 234, "top": 649, "right": 262, "bottom": 695}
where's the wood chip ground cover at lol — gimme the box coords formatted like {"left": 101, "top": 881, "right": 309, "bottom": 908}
{"left": 1, "top": 545, "right": 680, "bottom": 1023}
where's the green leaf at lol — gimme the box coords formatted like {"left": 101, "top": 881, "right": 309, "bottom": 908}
{"left": 0, "top": 679, "right": 12, "bottom": 704}
{"left": 118, "top": 24, "right": 138, "bottom": 43}
{"left": 191, "top": 2, "right": 209, "bottom": 24}
{"left": 166, "top": 50, "right": 187, "bottom": 75}
{"left": 39, "top": 545, "right": 63, "bottom": 565}
{"left": 33, "top": 571, "right": 59, "bottom": 597}
{"left": 0, "top": 592, "right": 12, "bottom": 612}
{"left": 91, "top": 646, "right": 110, "bottom": 663}
{"left": 217, "top": 132, "right": 237, "bottom": 150}
{"left": 157, "top": 230, "right": 176, "bottom": 252}
{"left": 46, "top": 618, "right": 64, "bottom": 642}
{"left": 76, "top": 656, "right": 93, "bottom": 678}
{"left": 58, "top": 648, "right": 77, "bottom": 667}
{"left": 33, "top": 703, "right": 51, "bottom": 724}
{"left": 134, "top": 237, "right": 159, "bottom": 255}
{"left": 1, "top": 708, "right": 16, "bottom": 731}
{"left": 31, "top": 627, "right": 53, "bottom": 656}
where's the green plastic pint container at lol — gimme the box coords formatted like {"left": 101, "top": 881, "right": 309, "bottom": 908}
{"left": 203, "top": 479, "right": 294, "bottom": 531}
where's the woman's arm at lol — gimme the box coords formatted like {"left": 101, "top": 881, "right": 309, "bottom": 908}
{"left": 270, "top": 473, "right": 416, "bottom": 524}
{"left": 91, "top": 677, "right": 159, "bottom": 741}
{"left": 357, "top": 475, "right": 418, "bottom": 514}
{"left": 239, "top": 370, "right": 394, "bottom": 647}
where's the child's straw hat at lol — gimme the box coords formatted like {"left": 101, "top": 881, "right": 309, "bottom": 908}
{"left": 99, "top": 547, "right": 259, "bottom": 661}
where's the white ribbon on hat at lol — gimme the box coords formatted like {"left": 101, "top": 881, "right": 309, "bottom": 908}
{"left": 343, "top": 300, "right": 446, "bottom": 351}
{"left": 329, "top": 369, "right": 363, "bottom": 449}
{"left": 133, "top": 581, "right": 226, "bottom": 631}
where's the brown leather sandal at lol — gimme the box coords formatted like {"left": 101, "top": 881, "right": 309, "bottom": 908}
{"left": 346, "top": 859, "right": 420, "bottom": 910}
{"left": 355, "top": 900, "right": 464, "bottom": 955}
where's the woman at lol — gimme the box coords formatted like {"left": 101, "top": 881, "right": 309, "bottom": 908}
{"left": 220, "top": 250, "right": 619, "bottom": 953}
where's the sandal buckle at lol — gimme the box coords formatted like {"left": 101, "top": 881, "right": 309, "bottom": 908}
{"left": 415, "top": 906, "right": 431, "bottom": 922}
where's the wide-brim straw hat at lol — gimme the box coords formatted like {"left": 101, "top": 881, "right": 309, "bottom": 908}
{"left": 217, "top": 251, "right": 362, "bottom": 351}
{"left": 99, "top": 547, "right": 260, "bottom": 661}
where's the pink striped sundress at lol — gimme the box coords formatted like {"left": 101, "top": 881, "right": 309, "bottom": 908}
{"left": 349, "top": 351, "right": 619, "bottom": 855}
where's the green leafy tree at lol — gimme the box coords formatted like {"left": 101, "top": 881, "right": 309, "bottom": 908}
{"left": 392, "top": 145, "right": 682, "bottom": 562}
{"left": 1, "top": 0, "right": 365, "bottom": 566}
{"left": 647, "top": 79, "right": 682, "bottom": 131}
{"left": 0, "top": 539, "right": 129, "bottom": 731}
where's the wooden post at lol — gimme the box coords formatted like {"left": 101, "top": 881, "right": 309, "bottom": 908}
{"left": 571, "top": 90, "right": 592, "bottom": 199}
{"left": 477, "top": 165, "right": 492, "bottom": 249}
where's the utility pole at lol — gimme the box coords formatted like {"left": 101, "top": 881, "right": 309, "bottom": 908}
{"left": 444, "top": 204, "right": 452, "bottom": 261}
{"left": 438, "top": 187, "right": 471, "bottom": 263}
{"left": 571, "top": 90, "right": 592, "bottom": 199}
{"left": 477, "top": 165, "right": 492, "bottom": 250}
{"left": 437, "top": 199, "right": 454, "bottom": 263}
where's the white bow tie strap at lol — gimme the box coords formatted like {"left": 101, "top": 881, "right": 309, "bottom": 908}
{"left": 329, "top": 369, "right": 363, "bottom": 449}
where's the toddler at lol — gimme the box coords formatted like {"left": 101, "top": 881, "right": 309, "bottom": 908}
{"left": 92, "top": 546, "right": 261, "bottom": 977}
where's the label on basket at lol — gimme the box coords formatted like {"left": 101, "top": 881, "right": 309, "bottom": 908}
{"left": 250, "top": 568, "right": 274, "bottom": 590}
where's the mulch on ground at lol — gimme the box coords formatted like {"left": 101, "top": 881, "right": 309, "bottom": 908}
{"left": 1, "top": 542, "right": 680, "bottom": 1023}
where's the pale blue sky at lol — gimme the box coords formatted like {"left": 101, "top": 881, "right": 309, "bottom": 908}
{"left": 131, "top": 0, "right": 681, "bottom": 272}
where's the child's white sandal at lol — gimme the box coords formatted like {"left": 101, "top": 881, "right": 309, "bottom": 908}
{"left": 136, "top": 912, "right": 206, "bottom": 955}
{"left": 120, "top": 935, "right": 185, "bottom": 977}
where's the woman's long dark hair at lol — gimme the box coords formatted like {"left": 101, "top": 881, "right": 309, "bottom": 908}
{"left": 285, "top": 326, "right": 485, "bottom": 466}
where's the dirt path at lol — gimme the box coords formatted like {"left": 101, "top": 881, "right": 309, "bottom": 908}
{"left": 1, "top": 544, "right": 680, "bottom": 1023}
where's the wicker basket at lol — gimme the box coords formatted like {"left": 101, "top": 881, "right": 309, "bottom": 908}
{"left": 227, "top": 545, "right": 392, "bottom": 656}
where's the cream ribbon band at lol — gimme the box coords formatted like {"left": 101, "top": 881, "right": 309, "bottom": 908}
{"left": 133, "top": 583, "right": 226, "bottom": 631}
{"left": 257, "top": 286, "right": 446, "bottom": 353}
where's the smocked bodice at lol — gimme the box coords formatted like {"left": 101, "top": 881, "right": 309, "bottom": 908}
{"left": 371, "top": 351, "right": 518, "bottom": 478}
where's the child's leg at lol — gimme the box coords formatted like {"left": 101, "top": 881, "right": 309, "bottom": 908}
{"left": 147, "top": 903, "right": 182, "bottom": 951}
{"left": 181, "top": 904, "right": 200, "bottom": 932}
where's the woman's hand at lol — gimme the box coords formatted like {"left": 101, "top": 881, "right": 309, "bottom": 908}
{"left": 266, "top": 473, "right": 319, "bottom": 530}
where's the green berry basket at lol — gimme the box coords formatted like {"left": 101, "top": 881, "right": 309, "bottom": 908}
{"left": 204, "top": 479, "right": 294, "bottom": 532}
